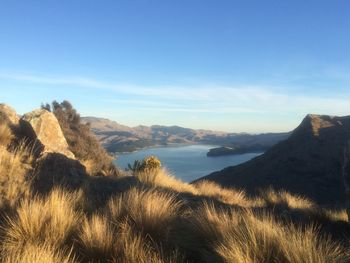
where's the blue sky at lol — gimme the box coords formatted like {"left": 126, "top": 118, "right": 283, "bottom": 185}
{"left": 0, "top": 0, "right": 350, "bottom": 132}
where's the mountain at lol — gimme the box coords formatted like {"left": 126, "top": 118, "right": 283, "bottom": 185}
{"left": 2, "top": 104, "right": 350, "bottom": 261}
{"left": 82, "top": 116, "right": 289, "bottom": 153}
{"left": 197, "top": 114, "right": 350, "bottom": 205}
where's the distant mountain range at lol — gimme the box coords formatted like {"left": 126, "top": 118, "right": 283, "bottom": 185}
{"left": 198, "top": 114, "right": 350, "bottom": 205}
{"left": 81, "top": 117, "right": 290, "bottom": 153}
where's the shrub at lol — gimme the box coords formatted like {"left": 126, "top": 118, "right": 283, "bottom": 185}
{"left": 129, "top": 156, "right": 162, "bottom": 184}
{"left": 128, "top": 156, "right": 161, "bottom": 173}
{"left": 142, "top": 156, "right": 161, "bottom": 171}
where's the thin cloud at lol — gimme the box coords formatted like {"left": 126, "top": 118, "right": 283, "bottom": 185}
{"left": 1, "top": 72, "right": 350, "bottom": 116}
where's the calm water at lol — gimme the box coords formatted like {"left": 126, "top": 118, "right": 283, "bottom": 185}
{"left": 115, "top": 145, "right": 262, "bottom": 182}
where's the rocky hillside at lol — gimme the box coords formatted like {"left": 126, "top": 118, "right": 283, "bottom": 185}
{"left": 1, "top": 104, "right": 350, "bottom": 262}
{"left": 82, "top": 116, "right": 289, "bottom": 153}
{"left": 198, "top": 114, "right": 350, "bottom": 205}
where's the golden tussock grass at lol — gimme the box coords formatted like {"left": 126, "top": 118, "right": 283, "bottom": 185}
{"left": 78, "top": 188, "right": 184, "bottom": 262}
{"left": 114, "top": 221, "right": 182, "bottom": 263}
{"left": 2, "top": 188, "right": 82, "bottom": 254}
{"left": 107, "top": 187, "right": 183, "bottom": 240}
{"left": 78, "top": 213, "right": 115, "bottom": 259}
{"left": 0, "top": 123, "right": 13, "bottom": 147}
{"left": 137, "top": 168, "right": 198, "bottom": 194}
{"left": 191, "top": 202, "right": 350, "bottom": 263}
{"left": 322, "top": 208, "right": 349, "bottom": 222}
{"left": 0, "top": 149, "right": 349, "bottom": 262}
{"left": 194, "top": 180, "right": 251, "bottom": 206}
{"left": 0, "top": 140, "right": 33, "bottom": 208}
{"left": 2, "top": 243, "right": 76, "bottom": 263}
{"left": 260, "top": 188, "right": 315, "bottom": 210}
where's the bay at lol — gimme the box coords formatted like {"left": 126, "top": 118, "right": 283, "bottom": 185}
{"left": 115, "top": 145, "right": 263, "bottom": 182}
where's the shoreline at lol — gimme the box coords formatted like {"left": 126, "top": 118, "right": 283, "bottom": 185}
{"left": 113, "top": 142, "right": 217, "bottom": 155}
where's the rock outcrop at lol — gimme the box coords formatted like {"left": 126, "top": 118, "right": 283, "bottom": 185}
{"left": 198, "top": 114, "right": 350, "bottom": 205}
{"left": 0, "top": 104, "right": 19, "bottom": 125}
{"left": 17, "top": 109, "right": 87, "bottom": 193}
{"left": 21, "top": 109, "right": 75, "bottom": 159}
{"left": 32, "top": 153, "right": 87, "bottom": 194}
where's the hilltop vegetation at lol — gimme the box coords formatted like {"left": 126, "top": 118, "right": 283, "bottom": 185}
{"left": 42, "top": 101, "right": 118, "bottom": 176}
{"left": 0, "top": 103, "right": 349, "bottom": 262}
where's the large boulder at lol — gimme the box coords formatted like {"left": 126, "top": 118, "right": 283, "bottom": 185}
{"left": 0, "top": 104, "right": 19, "bottom": 125}
{"left": 21, "top": 109, "right": 75, "bottom": 159}
{"left": 32, "top": 152, "right": 87, "bottom": 194}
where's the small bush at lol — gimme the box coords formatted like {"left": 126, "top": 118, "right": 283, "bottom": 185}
{"left": 130, "top": 156, "right": 162, "bottom": 184}
{"left": 142, "top": 156, "right": 161, "bottom": 171}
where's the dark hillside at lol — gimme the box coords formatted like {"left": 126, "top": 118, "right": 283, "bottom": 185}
{"left": 198, "top": 114, "right": 350, "bottom": 205}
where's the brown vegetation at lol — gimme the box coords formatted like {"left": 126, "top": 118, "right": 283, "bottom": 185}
{"left": 43, "top": 101, "right": 118, "bottom": 176}
{"left": 0, "top": 107, "right": 350, "bottom": 262}
{"left": 0, "top": 157, "right": 349, "bottom": 262}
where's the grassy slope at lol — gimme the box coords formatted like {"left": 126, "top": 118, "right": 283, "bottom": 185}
{"left": 0, "top": 121, "right": 350, "bottom": 263}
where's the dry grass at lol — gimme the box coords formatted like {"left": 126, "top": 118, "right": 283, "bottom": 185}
{"left": 114, "top": 221, "right": 182, "bottom": 263}
{"left": 78, "top": 188, "right": 184, "bottom": 262}
{"left": 0, "top": 123, "right": 13, "bottom": 147}
{"left": 0, "top": 175, "right": 348, "bottom": 263}
{"left": 260, "top": 188, "right": 316, "bottom": 210}
{"left": 137, "top": 168, "right": 198, "bottom": 194}
{"left": 191, "top": 202, "right": 350, "bottom": 263}
{"left": 78, "top": 213, "right": 115, "bottom": 259}
{"left": 194, "top": 180, "right": 251, "bottom": 206}
{"left": 2, "top": 188, "right": 82, "bottom": 254}
{"left": 2, "top": 243, "right": 76, "bottom": 263}
{"left": 322, "top": 208, "right": 349, "bottom": 222}
{"left": 107, "top": 187, "right": 183, "bottom": 240}
{"left": 0, "top": 140, "right": 349, "bottom": 262}
{"left": 0, "top": 141, "right": 33, "bottom": 208}
{"left": 2, "top": 103, "right": 348, "bottom": 261}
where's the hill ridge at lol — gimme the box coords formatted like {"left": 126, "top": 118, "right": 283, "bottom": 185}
{"left": 82, "top": 116, "right": 290, "bottom": 153}
{"left": 197, "top": 114, "right": 350, "bottom": 205}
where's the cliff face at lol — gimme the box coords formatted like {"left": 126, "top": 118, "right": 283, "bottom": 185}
{"left": 198, "top": 114, "right": 350, "bottom": 205}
